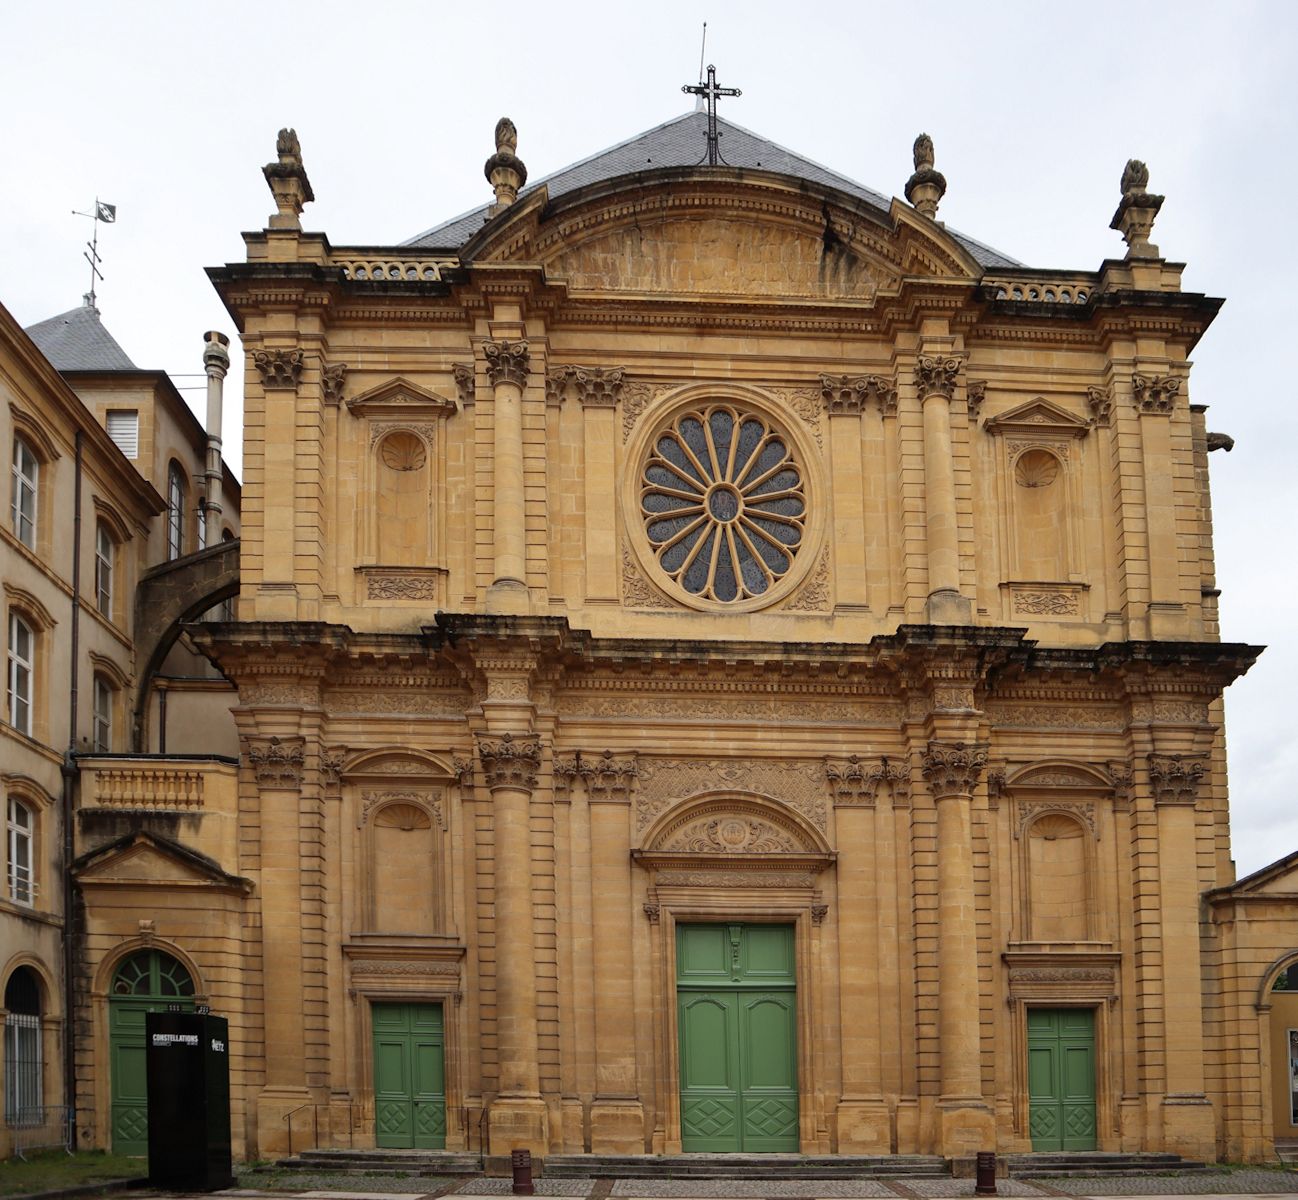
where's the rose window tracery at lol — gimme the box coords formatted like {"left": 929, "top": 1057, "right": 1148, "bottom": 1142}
{"left": 641, "top": 405, "right": 805, "bottom": 603}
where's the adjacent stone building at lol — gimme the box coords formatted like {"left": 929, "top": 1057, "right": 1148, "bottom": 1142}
{"left": 1, "top": 299, "right": 239, "bottom": 1157}
{"left": 46, "top": 107, "right": 1298, "bottom": 1165}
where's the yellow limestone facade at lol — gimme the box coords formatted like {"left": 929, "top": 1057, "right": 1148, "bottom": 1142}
{"left": 68, "top": 119, "right": 1296, "bottom": 1165}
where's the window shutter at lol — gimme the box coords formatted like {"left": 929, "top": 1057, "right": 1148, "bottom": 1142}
{"left": 106, "top": 411, "right": 138, "bottom": 458}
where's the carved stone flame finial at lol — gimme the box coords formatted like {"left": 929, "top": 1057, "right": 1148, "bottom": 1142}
{"left": 1111, "top": 157, "right": 1164, "bottom": 260}
{"left": 905, "top": 132, "right": 947, "bottom": 219}
{"left": 263, "top": 127, "right": 314, "bottom": 231}
{"left": 485, "top": 116, "right": 528, "bottom": 214}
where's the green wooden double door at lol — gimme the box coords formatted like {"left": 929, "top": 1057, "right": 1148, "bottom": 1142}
{"left": 677, "top": 924, "right": 799, "bottom": 1152}
{"left": 1027, "top": 1008, "right": 1097, "bottom": 1151}
{"left": 373, "top": 1003, "right": 446, "bottom": 1148}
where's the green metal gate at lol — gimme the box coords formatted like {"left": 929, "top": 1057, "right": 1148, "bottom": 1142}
{"left": 372, "top": 1003, "right": 446, "bottom": 1149}
{"left": 1027, "top": 1008, "right": 1097, "bottom": 1151}
{"left": 677, "top": 924, "right": 798, "bottom": 1152}
{"left": 108, "top": 950, "right": 195, "bottom": 1155}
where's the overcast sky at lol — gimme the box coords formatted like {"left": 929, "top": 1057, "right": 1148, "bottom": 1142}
{"left": 3, "top": 0, "right": 1294, "bottom": 878}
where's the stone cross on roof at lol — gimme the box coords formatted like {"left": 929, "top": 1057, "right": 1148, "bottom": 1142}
{"left": 682, "top": 64, "right": 741, "bottom": 166}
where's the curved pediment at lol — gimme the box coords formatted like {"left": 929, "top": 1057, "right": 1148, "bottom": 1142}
{"left": 461, "top": 171, "right": 982, "bottom": 301}
{"left": 342, "top": 746, "right": 457, "bottom": 781}
{"left": 641, "top": 792, "right": 831, "bottom": 858}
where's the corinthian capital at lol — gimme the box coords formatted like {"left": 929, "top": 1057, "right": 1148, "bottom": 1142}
{"left": 1147, "top": 753, "right": 1206, "bottom": 805}
{"left": 914, "top": 355, "right": 963, "bottom": 402}
{"left": 245, "top": 735, "right": 306, "bottom": 788}
{"left": 476, "top": 731, "right": 541, "bottom": 791}
{"left": 483, "top": 339, "right": 530, "bottom": 389}
{"left": 920, "top": 740, "right": 988, "bottom": 798}
{"left": 581, "top": 749, "right": 639, "bottom": 801}
{"left": 1132, "top": 373, "right": 1181, "bottom": 415}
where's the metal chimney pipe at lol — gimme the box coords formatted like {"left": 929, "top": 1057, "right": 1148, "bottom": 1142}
{"left": 202, "top": 331, "right": 230, "bottom": 546}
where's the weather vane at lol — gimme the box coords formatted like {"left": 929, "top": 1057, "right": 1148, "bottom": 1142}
{"left": 683, "top": 41, "right": 741, "bottom": 168}
{"left": 71, "top": 197, "right": 117, "bottom": 310}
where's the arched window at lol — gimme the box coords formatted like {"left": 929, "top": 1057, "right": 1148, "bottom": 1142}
{"left": 196, "top": 499, "right": 208, "bottom": 552}
{"left": 95, "top": 520, "right": 115, "bottom": 617}
{"left": 6, "top": 796, "right": 34, "bottom": 905}
{"left": 11, "top": 437, "right": 38, "bottom": 550}
{"left": 166, "top": 463, "right": 186, "bottom": 560}
{"left": 92, "top": 675, "right": 114, "bottom": 753}
{"left": 111, "top": 949, "right": 194, "bottom": 998}
{"left": 7, "top": 613, "right": 34, "bottom": 737}
{"left": 3, "top": 967, "right": 43, "bottom": 1126}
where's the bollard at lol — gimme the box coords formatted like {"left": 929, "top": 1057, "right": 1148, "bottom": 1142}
{"left": 974, "top": 1150, "right": 997, "bottom": 1196}
{"left": 511, "top": 1148, "right": 534, "bottom": 1196}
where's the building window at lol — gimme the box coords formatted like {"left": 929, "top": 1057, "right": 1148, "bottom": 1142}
{"left": 95, "top": 521, "right": 115, "bottom": 617}
{"left": 196, "top": 500, "right": 208, "bottom": 552}
{"left": 3, "top": 967, "right": 43, "bottom": 1126}
{"left": 641, "top": 404, "right": 806, "bottom": 603}
{"left": 105, "top": 410, "right": 138, "bottom": 458}
{"left": 6, "top": 797, "right": 34, "bottom": 905}
{"left": 93, "top": 675, "right": 113, "bottom": 753}
{"left": 11, "top": 437, "right": 39, "bottom": 550}
{"left": 7, "top": 613, "right": 34, "bottom": 737}
{"left": 167, "top": 463, "right": 185, "bottom": 560}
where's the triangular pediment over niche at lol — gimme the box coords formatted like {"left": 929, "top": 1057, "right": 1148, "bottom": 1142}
{"left": 984, "top": 397, "right": 1091, "bottom": 437}
{"left": 73, "top": 831, "right": 251, "bottom": 893}
{"left": 345, "top": 376, "right": 457, "bottom": 418}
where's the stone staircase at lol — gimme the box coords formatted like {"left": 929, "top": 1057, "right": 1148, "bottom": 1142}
{"left": 542, "top": 1154, "right": 950, "bottom": 1179}
{"left": 274, "top": 1148, "right": 482, "bottom": 1175}
{"left": 1276, "top": 1138, "right": 1298, "bottom": 1165}
{"left": 1005, "top": 1152, "right": 1207, "bottom": 1178}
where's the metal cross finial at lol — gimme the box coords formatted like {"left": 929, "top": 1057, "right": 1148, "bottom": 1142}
{"left": 682, "top": 64, "right": 741, "bottom": 166}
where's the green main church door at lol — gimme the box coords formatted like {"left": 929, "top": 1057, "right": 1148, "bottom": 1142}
{"left": 372, "top": 1003, "right": 446, "bottom": 1148}
{"left": 1027, "top": 1008, "right": 1097, "bottom": 1150}
{"left": 677, "top": 924, "right": 798, "bottom": 1152}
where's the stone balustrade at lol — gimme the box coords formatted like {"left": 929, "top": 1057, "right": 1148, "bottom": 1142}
{"left": 331, "top": 255, "right": 457, "bottom": 282}
{"left": 79, "top": 758, "right": 224, "bottom": 811}
{"left": 985, "top": 275, "right": 1094, "bottom": 304}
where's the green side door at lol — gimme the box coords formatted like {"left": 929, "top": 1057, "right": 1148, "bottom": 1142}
{"left": 1027, "top": 1007, "right": 1097, "bottom": 1151}
{"left": 107, "top": 950, "right": 196, "bottom": 1156}
{"left": 677, "top": 924, "right": 798, "bottom": 1152}
{"left": 373, "top": 1002, "right": 446, "bottom": 1149}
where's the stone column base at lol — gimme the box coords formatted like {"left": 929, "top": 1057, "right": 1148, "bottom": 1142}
{"left": 559, "top": 1098, "right": 586, "bottom": 1153}
{"left": 488, "top": 1095, "right": 549, "bottom": 1159}
{"left": 925, "top": 589, "right": 972, "bottom": 625}
{"left": 835, "top": 1099, "right": 891, "bottom": 1154}
{"left": 486, "top": 579, "right": 529, "bottom": 614}
{"left": 590, "top": 1098, "right": 646, "bottom": 1153}
{"left": 937, "top": 1099, "right": 996, "bottom": 1158}
{"left": 1161, "top": 1094, "right": 1216, "bottom": 1161}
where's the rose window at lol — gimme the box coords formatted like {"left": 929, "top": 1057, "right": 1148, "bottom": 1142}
{"left": 641, "top": 404, "right": 805, "bottom": 603}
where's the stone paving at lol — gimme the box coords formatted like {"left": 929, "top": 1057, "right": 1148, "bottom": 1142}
{"left": 457, "top": 1182, "right": 597, "bottom": 1196}
{"left": 609, "top": 1183, "right": 899, "bottom": 1198}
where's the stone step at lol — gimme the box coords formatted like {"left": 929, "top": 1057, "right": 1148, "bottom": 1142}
{"left": 543, "top": 1154, "right": 949, "bottom": 1179}
{"left": 1006, "top": 1152, "right": 1206, "bottom": 1177}
{"left": 275, "top": 1149, "right": 481, "bottom": 1175}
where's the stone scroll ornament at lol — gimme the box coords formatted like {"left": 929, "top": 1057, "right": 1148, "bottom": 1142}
{"left": 476, "top": 732, "right": 542, "bottom": 791}
{"left": 920, "top": 741, "right": 989, "bottom": 798}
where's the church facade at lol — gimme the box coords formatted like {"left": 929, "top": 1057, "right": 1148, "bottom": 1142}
{"left": 68, "top": 109, "right": 1298, "bottom": 1165}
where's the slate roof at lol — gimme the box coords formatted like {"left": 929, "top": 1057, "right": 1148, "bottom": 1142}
{"left": 405, "top": 110, "right": 1020, "bottom": 269}
{"left": 25, "top": 304, "right": 137, "bottom": 371}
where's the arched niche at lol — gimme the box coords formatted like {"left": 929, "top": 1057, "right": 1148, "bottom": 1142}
{"left": 1008, "top": 762, "right": 1109, "bottom": 943}
{"left": 639, "top": 791, "right": 832, "bottom": 860}
{"left": 342, "top": 748, "right": 456, "bottom": 938}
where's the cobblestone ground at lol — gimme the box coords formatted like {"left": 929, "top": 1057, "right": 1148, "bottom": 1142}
{"left": 214, "top": 1169, "right": 1298, "bottom": 1199}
